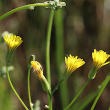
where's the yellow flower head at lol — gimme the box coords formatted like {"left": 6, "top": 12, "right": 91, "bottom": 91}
{"left": 65, "top": 54, "right": 85, "bottom": 73}
{"left": 92, "top": 49, "right": 110, "bottom": 69}
{"left": 4, "top": 34, "right": 23, "bottom": 62}
{"left": 4, "top": 34, "right": 23, "bottom": 50}
{"left": 31, "top": 61, "right": 43, "bottom": 79}
{"left": 31, "top": 61, "right": 50, "bottom": 93}
{"left": 63, "top": 54, "right": 85, "bottom": 80}
{"left": 88, "top": 49, "right": 110, "bottom": 79}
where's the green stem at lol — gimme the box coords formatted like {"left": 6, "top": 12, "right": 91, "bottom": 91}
{"left": 46, "top": 9, "right": 54, "bottom": 85}
{"left": 55, "top": 8, "right": 69, "bottom": 108}
{"left": 48, "top": 93, "right": 52, "bottom": 110}
{"left": 64, "top": 79, "right": 91, "bottom": 110}
{"left": 90, "top": 73, "right": 110, "bottom": 110}
{"left": 72, "top": 73, "right": 109, "bottom": 110}
{"left": 76, "top": 91, "right": 99, "bottom": 110}
{"left": 52, "top": 78, "right": 64, "bottom": 95}
{"left": 109, "top": 107, "right": 110, "bottom": 110}
{"left": 46, "top": 9, "right": 54, "bottom": 110}
{"left": 27, "top": 68, "right": 33, "bottom": 110}
{"left": 6, "top": 62, "right": 29, "bottom": 110}
{"left": 0, "top": 3, "right": 49, "bottom": 21}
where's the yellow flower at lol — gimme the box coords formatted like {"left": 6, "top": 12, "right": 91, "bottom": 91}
{"left": 65, "top": 54, "right": 85, "bottom": 72}
{"left": 92, "top": 49, "right": 110, "bottom": 69}
{"left": 63, "top": 54, "right": 85, "bottom": 80}
{"left": 88, "top": 49, "right": 110, "bottom": 79}
{"left": 4, "top": 35, "right": 23, "bottom": 50}
{"left": 31, "top": 61, "right": 43, "bottom": 79}
{"left": 4, "top": 34, "right": 23, "bottom": 62}
{"left": 31, "top": 61, "right": 51, "bottom": 93}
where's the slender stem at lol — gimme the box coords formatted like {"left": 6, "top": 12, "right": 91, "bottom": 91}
{"left": 0, "top": 3, "right": 49, "bottom": 21}
{"left": 52, "top": 78, "right": 64, "bottom": 95}
{"left": 6, "top": 62, "right": 29, "bottom": 110}
{"left": 90, "top": 73, "right": 110, "bottom": 110}
{"left": 76, "top": 91, "right": 99, "bottom": 110}
{"left": 48, "top": 93, "right": 52, "bottom": 110}
{"left": 46, "top": 9, "right": 54, "bottom": 85}
{"left": 28, "top": 68, "right": 33, "bottom": 110}
{"left": 64, "top": 79, "right": 91, "bottom": 110}
{"left": 109, "top": 107, "right": 110, "bottom": 110}
{"left": 46, "top": 9, "right": 54, "bottom": 110}
{"left": 55, "top": 8, "right": 69, "bottom": 108}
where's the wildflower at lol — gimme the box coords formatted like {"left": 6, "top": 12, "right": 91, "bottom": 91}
{"left": 31, "top": 61, "right": 50, "bottom": 93}
{"left": 31, "top": 61, "right": 43, "bottom": 79}
{"left": 4, "top": 34, "right": 23, "bottom": 62}
{"left": 92, "top": 49, "right": 110, "bottom": 69}
{"left": 88, "top": 49, "right": 110, "bottom": 79}
{"left": 63, "top": 54, "right": 85, "bottom": 80}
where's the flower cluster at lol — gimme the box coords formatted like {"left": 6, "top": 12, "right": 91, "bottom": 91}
{"left": 64, "top": 49, "right": 110, "bottom": 80}
{"left": 3, "top": 32, "right": 110, "bottom": 92}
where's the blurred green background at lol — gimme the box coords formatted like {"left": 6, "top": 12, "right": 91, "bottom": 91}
{"left": 0, "top": 0, "right": 110, "bottom": 110}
